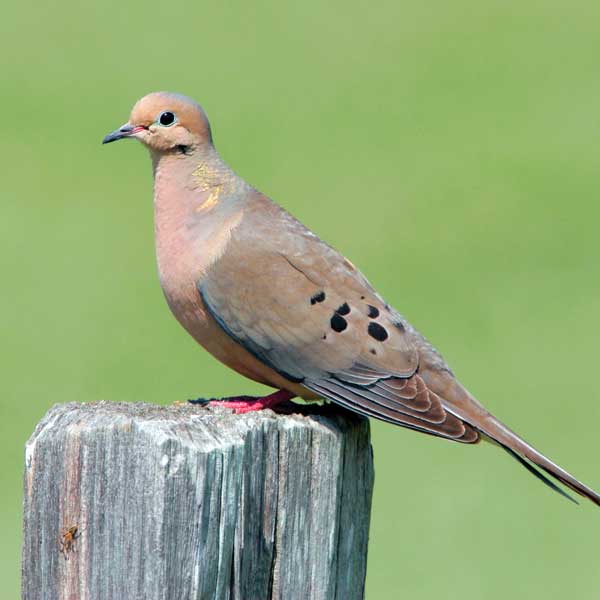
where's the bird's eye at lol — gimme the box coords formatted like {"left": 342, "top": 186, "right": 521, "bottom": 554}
{"left": 157, "top": 111, "right": 176, "bottom": 127}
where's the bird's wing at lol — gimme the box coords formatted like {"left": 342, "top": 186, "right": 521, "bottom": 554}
{"left": 200, "top": 204, "right": 600, "bottom": 505}
{"left": 199, "top": 214, "right": 479, "bottom": 444}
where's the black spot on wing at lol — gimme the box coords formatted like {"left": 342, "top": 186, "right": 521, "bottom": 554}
{"left": 368, "top": 322, "right": 388, "bottom": 341}
{"left": 330, "top": 314, "right": 348, "bottom": 332}
{"left": 310, "top": 291, "right": 326, "bottom": 305}
{"left": 367, "top": 305, "right": 379, "bottom": 318}
{"left": 336, "top": 302, "right": 350, "bottom": 315}
{"left": 395, "top": 321, "right": 406, "bottom": 332}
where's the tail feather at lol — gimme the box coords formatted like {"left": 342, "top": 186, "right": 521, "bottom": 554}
{"left": 438, "top": 378, "right": 600, "bottom": 506}
{"left": 479, "top": 419, "right": 600, "bottom": 506}
{"left": 502, "top": 445, "right": 578, "bottom": 505}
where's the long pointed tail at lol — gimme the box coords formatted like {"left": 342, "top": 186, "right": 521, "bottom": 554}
{"left": 440, "top": 377, "right": 600, "bottom": 506}
{"left": 478, "top": 415, "right": 600, "bottom": 506}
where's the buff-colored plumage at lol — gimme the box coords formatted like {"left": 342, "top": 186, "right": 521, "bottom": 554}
{"left": 103, "top": 91, "right": 600, "bottom": 505}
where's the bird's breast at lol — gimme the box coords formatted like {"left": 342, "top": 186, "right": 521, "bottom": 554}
{"left": 152, "top": 173, "right": 281, "bottom": 389}
{"left": 151, "top": 156, "right": 315, "bottom": 397}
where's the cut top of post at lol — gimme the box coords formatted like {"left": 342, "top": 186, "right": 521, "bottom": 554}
{"left": 22, "top": 401, "right": 374, "bottom": 600}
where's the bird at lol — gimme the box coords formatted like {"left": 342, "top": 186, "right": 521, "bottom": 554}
{"left": 103, "top": 91, "right": 600, "bottom": 506}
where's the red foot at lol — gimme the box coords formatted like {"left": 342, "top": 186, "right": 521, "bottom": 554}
{"left": 211, "top": 389, "right": 296, "bottom": 413}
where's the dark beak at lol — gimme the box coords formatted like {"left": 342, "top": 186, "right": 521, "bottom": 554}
{"left": 102, "top": 123, "right": 145, "bottom": 145}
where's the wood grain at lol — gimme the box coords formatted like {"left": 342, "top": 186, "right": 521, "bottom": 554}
{"left": 22, "top": 401, "right": 374, "bottom": 600}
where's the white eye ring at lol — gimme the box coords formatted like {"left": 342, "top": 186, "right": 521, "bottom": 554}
{"left": 157, "top": 111, "right": 177, "bottom": 127}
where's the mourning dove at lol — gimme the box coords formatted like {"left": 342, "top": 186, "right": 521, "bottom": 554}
{"left": 103, "top": 91, "right": 600, "bottom": 506}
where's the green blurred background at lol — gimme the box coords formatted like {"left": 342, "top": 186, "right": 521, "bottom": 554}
{"left": 2, "top": 0, "right": 600, "bottom": 597}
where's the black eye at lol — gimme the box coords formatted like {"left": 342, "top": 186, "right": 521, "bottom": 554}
{"left": 158, "top": 111, "right": 176, "bottom": 127}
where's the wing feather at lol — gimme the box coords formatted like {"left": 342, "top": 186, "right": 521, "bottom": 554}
{"left": 200, "top": 232, "right": 479, "bottom": 444}
{"left": 307, "top": 376, "right": 479, "bottom": 443}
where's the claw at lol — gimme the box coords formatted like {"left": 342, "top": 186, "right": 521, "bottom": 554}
{"left": 188, "top": 390, "right": 296, "bottom": 413}
{"left": 187, "top": 397, "right": 212, "bottom": 406}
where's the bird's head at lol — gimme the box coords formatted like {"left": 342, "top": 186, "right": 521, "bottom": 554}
{"left": 102, "top": 91, "right": 212, "bottom": 155}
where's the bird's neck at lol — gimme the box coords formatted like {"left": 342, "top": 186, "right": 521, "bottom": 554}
{"left": 151, "top": 146, "right": 246, "bottom": 290}
{"left": 151, "top": 146, "right": 245, "bottom": 226}
{"left": 151, "top": 145, "right": 238, "bottom": 201}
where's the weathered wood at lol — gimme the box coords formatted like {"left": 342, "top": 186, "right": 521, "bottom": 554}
{"left": 22, "top": 401, "right": 374, "bottom": 600}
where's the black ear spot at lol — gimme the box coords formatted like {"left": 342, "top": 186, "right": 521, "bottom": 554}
{"left": 336, "top": 302, "right": 350, "bottom": 315}
{"left": 310, "top": 291, "right": 326, "bottom": 305}
{"left": 367, "top": 305, "right": 379, "bottom": 319}
{"left": 369, "top": 348, "right": 377, "bottom": 355}
{"left": 368, "top": 322, "right": 388, "bottom": 341}
{"left": 330, "top": 314, "right": 347, "bottom": 332}
{"left": 360, "top": 295, "right": 365, "bottom": 300}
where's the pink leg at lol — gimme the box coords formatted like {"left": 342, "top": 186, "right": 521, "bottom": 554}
{"left": 189, "top": 389, "right": 296, "bottom": 414}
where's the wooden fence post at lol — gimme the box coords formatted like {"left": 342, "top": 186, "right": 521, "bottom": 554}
{"left": 22, "top": 401, "right": 374, "bottom": 600}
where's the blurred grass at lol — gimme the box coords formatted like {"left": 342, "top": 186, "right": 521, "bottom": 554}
{"left": 2, "top": 0, "right": 600, "bottom": 597}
